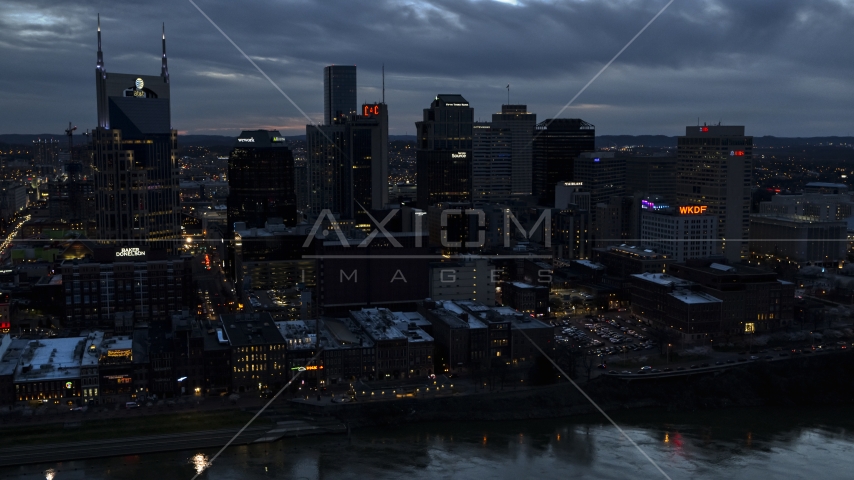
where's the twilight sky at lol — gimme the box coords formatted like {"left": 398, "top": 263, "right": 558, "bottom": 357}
{"left": 2, "top": 0, "right": 854, "bottom": 137}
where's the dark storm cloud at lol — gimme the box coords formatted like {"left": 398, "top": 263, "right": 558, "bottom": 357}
{"left": 1, "top": 0, "right": 853, "bottom": 136}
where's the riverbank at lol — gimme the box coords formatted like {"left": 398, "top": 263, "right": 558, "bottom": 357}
{"left": 2, "top": 350, "right": 852, "bottom": 468}
{"left": 0, "top": 411, "right": 347, "bottom": 468}
{"left": 0, "top": 410, "right": 262, "bottom": 450}
{"left": 319, "top": 349, "right": 854, "bottom": 427}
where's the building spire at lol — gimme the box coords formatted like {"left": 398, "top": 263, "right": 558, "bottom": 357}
{"left": 96, "top": 14, "right": 106, "bottom": 79}
{"left": 161, "top": 22, "right": 169, "bottom": 83}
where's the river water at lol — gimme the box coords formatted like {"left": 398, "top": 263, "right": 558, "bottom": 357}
{"left": 4, "top": 406, "right": 854, "bottom": 479}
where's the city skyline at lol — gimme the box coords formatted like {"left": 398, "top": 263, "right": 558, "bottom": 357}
{"left": 2, "top": 0, "right": 854, "bottom": 137}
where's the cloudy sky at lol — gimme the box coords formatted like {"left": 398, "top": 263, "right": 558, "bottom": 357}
{"left": 2, "top": 0, "right": 854, "bottom": 137}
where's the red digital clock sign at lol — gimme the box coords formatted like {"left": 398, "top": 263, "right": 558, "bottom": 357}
{"left": 363, "top": 104, "right": 381, "bottom": 117}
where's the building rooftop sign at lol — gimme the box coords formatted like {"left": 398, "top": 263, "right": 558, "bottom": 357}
{"left": 116, "top": 247, "right": 145, "bottom": 257}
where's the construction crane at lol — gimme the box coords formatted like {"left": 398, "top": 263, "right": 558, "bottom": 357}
{"left": 64, "top": 121, "right": 77, "bottom": 154}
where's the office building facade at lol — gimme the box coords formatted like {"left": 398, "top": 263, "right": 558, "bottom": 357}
{"left": 532, "top": 119, "right": 595, "bottom": 206}
{"left": 626, "top": 155, "right": 677, "bottom": 202}
{"left": 227, "top": 130, "right": 297, "bottom": 231}
{"left": 749, "top": 215, "right": 847, "bottom": 265}
{"left": 639, "top": 201, "right": 717, "bottom": 262}
{"left": 350, "top": 103, "right": 389, "bottom": 215}
{"left": 472, "top": 122, "right": 512, "bottom": 205}
{"left": 307, "top": 123, "right": 350, "bottom": 217}
{"left": 491, "top": 105, "right": 537, "bottom": 196}
{"left": 92, "top": 20, "right": 180, "bottom": 252}
{"left": 415, "top": 94, "right": 474, "bottom": 208}
{"left": 323, "top": 65, "right": 357, "bottom": 125}
{"left": 676, "top": 125, "right": 752, "bottom": 262}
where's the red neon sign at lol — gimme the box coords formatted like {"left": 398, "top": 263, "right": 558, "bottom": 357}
{"left": 700, "top": 126, "right": 709, "bottom": 132}
{"left": 730, "top": 150, "right": 745, "bottom": 156}
{"left": 363, "top": 104, "right": 380, "bottom": 116}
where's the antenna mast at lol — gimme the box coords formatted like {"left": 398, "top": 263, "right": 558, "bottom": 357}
{"left": 382, "top": 64, "right": 385, "bottom": 104}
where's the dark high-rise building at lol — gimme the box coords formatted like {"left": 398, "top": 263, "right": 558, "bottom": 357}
{"left": 351, "top": 103, "right": 389, "bottom": 216}
{"left": 307, "top": 123, "right": 350, "bottom": 218}
{"left": 307, "top": 103, "right": 389, "bottom": 221}
{"left": 626, "top": 154, "right": 677, "bottom": 203}
{"left": 532, "top": 118, "right": 595, "bottom": 207}
{"left": 472, "top": 122, "right": 512, "bottom": 204}
{"left": 415, "top": 94, "right": 474, "bottom": 209}
{"left": 309, "top": 65, "right": 389, "bottom": 222}
{"left": 491, "top": 104, "right": 537, "bottom": 196}
{"left": 324, "top": 65, "right": 357, "bottom": 125}
{"left": 574, "top": 152, "right": 627, "bottom": 247}
{"left": 92, "top": 19, "right": 180, "bottom": 252}
{"left": 227, "top": 130, "right": 297, "bottom": 231}
{"left": 676, "top": 125, "right": 752, "bottom": 262}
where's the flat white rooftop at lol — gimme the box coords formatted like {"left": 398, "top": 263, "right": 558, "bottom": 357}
{"left": 669, "top": 290, "right": 722, "bottom": 305}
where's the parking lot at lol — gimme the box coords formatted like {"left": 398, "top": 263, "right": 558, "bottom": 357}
{"left": 551, "top": 310, "right": 854, "bottom": 378}
{"left": 553, "top": 312, "right": 659, "bottom": 359}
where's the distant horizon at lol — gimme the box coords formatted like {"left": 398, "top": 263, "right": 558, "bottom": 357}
{"left": 4, "top": 2, "right": 854, "bottom": 136}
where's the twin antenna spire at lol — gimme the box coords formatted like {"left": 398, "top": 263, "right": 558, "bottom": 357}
{"left": 161, "top": 22, "right": 169, "bottom": 82}
{"left": 96, "top": 14, "right": 169, "bottom": 83}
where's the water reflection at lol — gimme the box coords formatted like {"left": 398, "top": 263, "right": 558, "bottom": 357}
{"left": 190, "top": 453, "right": 209, "bottom": 475}
{"left": 3, "top": 407, "right": 854, "bottom": 479}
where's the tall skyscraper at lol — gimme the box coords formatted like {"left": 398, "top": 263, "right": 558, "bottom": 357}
{"left": 626, "top": 154, "right": 677, "bottom": 203}
{"left": 307, "top": 102, "right": 388, "bottom": 220}
{"left": 676, "top": 125, "right": 752, "bottom": 262}
{"left": 415, "top": 94, "right": 474, "bottom": 208}
{"left": 308, "top": 66, "right": 388, "bottom": 222}
{"left": 573, "top": 152, "right": 626, "bottom": 207}
{"left": 323, "top": 65, "right": 357, "bottom": 125}
{"left": 492, "top": 104, "right": 536, "bottom": 196}
{"left": 307, "top": 123, "right": 350, "bottom": 217}
{"left": 574, "top": 152, "right": 627, "bottom": 247}
{"left": 472, "top": 122, "right": 511, "bottom": 205}
{"left": 350, "top": 103, "right": 389, "bottom": 215}
{"left": 227, "top": 130, "right": 297, "bottom": 232}
{"left": 92, "top": 18, "right": 180, "bottom": 252}
{"left": 532, "top": 119, "right": 595, "bottom": 206}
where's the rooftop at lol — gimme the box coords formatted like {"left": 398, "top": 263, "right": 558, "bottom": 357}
{"left": 221, "top": 312, "right": 285, "bottom": 346}
{"left": 0, "top": 338, "right": 27, "bottom": 377}
{"left": 573, "top": 260, "right": 605, "bottom": 270}
{"left": 669, "top": 289, "right": 722, "bottom": 305}
{"left": 277, "top": 320, "right": 317, "bottom": 350}
{"left": 16, "top": 337, "right": 86, "bottom": 382}
{"left": 804, "top": 182, "right": 849, "bottom": 189}
{"left": 350, "top": 309, "right": 406, "bottom": 341}
{"left": 81, "top": 331, "right": 106, "bottom": 366}
{"left": 607, "top": 245, "right": 669, "bottom": 260}
{"left": 632, "top": 273, "right": 694, "bottom": 287}
{"left": 350, "top": 308, "right": 433, "bottom": 344}
{"left": 433, "top": 300, "right": 551, "bottom": 331}
{"left": 509, "top": 282, "right": 546, "bottom": 289}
